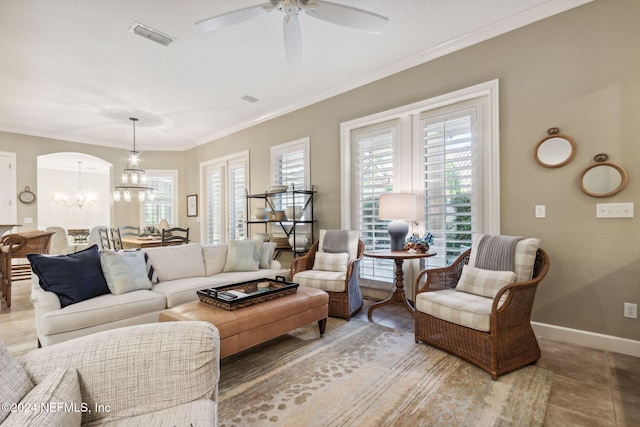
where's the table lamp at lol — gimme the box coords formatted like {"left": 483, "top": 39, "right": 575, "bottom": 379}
{"left": 378, "top": 193, "right": 417, "bottom": 251}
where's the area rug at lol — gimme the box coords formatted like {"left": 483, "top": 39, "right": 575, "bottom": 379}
{"left": 218, "top": 318, "right": 553, "bottom": 426}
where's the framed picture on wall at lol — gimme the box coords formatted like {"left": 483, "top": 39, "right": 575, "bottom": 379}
{"left": 187, "top": 194, "right": 198, "bottom": 217}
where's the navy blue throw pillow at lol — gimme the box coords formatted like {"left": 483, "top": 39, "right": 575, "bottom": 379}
{"left": 28, "top": 245, "right": 110, "bottom": 308}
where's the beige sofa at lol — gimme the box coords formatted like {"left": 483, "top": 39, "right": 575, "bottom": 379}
{"left": 31, "top": 243, "right": 289, "bottom": 346}
{"left": 1, "top": 321, "right": 219, "bottom": 426}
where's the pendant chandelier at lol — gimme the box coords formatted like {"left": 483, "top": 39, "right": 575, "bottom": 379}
{"left": 113, "top": 117, "right": 155, "bottom": 202}
{"left": 53, "top": 161, "right": 97, "bottom": 208}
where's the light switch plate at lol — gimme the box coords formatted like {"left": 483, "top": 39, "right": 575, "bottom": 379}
{"left": 596, "top": 202, "right": 634, "bottom": 218}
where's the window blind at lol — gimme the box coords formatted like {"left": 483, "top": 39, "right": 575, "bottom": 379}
{"left": 421, "top": 107, "right": 476, "bottom": 266}
{"left": 142, "top": 173, "right": 175, "bottom": 227}
{"left": 228, "top": 161, "right": 246, "bottom": 241}
{"left": 206, "top": 165, "right": 224, "bottom": 244}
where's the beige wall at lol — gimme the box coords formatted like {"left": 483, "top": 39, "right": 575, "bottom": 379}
{"left": 3, "top": 0, "right": 639, "bottom": 341}
{"left": 187, "top": 0, "right": 640, "bottom": 341}
{"left": 0, "top": 132, "right": 186, "bottom": 230}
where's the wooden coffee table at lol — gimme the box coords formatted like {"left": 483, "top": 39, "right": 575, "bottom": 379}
{"left": 160, "top": 286, "right": 329, "bottom": 358}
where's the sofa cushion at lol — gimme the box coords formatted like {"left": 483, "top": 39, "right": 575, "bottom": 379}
{"left": 468, "top": 234, "right": 540, "bottom": 282}
{"left": 152, "top": 276, "right": 231, "bottom": 308}
{"left": 101, "top": 250, "right": 152, "bottom": 295}
{"left": 293, "top": 270, "right": 347, "bottom": 292}
{"left": 97, "top": 400, "right": 217, "bottom": 427}
{"left": 455, "top": 265, "right": 516, "bottom": 299}
{"left": 3, "top": 367, "right": 82, "bottom": 426}
{"left": 203, "top": 245, "right": 228, "bottom": 276}
{"left": 28, "top": 245, "right": 110, "bottom": 308}
{"left": 223, "top": 240, "right": 259, "bottom": 272}
{"left": 255, "top": 241, "right": 277, "bottom": 269}
{"left": 0, "top": 341, "right": 34, "bottom": 424}
{"left": 312, "top": 252, "right": 349, "bottom": 272}
{"left": 41, "top": 290, "right": 166, "bottom": 335}
{"left": 416, "top": 289, "right": 506, "bottom": 332}
{"left": 144, "top": 243, "right": 205, "bottom": 281}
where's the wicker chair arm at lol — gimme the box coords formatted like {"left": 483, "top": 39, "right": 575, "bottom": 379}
{"left": 1, "top": 234, "right": 27, "bottom": 253}
{"left": 290, "top": 241, "right": 319, "bottom": 276}
{"left": 414, "top": 249, "right": 471, "bottom": 295}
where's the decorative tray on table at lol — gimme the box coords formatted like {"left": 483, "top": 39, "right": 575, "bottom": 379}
{"left": 197, "top": 276, "right": 299, "bottom": 311}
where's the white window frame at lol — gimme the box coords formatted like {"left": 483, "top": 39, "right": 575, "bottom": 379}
{"left": 200, "top": 151, "right": 249, "bottom": 244}
{"left": 340, "top": 80, "right": 500, "bottom": 287}
{"left": 139, "top": 169, "right": 178, "bottom": 228}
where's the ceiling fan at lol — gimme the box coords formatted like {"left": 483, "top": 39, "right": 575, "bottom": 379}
{"left": 194, "top": 0, "right": 389, "bottom": 66}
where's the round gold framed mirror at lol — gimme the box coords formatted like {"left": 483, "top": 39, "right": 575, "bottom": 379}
{"left": 535, "top": 134, "right": 576, "bottom": 168}
{"left": 579, "top": 162, "right": 628, "bottom": 197}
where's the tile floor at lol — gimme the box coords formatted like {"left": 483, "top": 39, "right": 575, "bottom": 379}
{"left": 1, "top": 281, "right": 639, "bottom": 426}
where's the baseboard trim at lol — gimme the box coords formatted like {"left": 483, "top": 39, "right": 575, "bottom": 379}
{"left": 531, "top": 321, "right": 640, "bottom": 357}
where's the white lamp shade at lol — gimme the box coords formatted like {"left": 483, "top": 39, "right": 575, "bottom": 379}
{"left": 378, "top": 193, "right": 417, "bottom": 220}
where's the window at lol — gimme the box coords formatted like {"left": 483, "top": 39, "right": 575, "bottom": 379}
{"left": 341, "top": 80, "right": 499, "bottom": 285}
{"left": 141, "top": 170, "right": 178, "bottom": 228}
{"left": 270, "top": 137, "right": 310, "bottom": 210}
{"left": 201, "top": 152, "right": 249, "bottom": 244}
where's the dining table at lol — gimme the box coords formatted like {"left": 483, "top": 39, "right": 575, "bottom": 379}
{"left": 121, "top": 236, "right": 163, "bottom": 249}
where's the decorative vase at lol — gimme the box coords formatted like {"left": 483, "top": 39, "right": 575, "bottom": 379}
{"left": 285, "top": 206, "right": 303, "bottom": 220}
{"left": 158, "top": 219, "right": 170, "bottom": 232}
{"left": 288, "top": 235, "right": 308, "bottom": 251}
{"left": 254, "top": 207, "right": 269, "bottom": 220}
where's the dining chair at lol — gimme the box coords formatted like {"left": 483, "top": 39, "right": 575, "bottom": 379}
{"left": 161, "top": 227, "right": 190, "bottom": 246}
{"left": 118, "top": 225, "right": 140, "bottom": 238}
{"left": 45, "top": 226, "right": 71, "bottom": 255}
{"left": 110, "top": 227, "right": 123, "bottom": 250}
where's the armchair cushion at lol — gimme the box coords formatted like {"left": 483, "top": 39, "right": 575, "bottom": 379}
{"left": 416, "top": 289, "right": 504, "bottom": 332}
{"left": 27, "top": 245, "right": 110, "bottom": 308}
{"left": 312, "top": 252, "right": 349, "bottom": 272}
{"left": 455, "top": 265, "right": 516, "bottom": 298}
{"left": 0, "top": 341, "right": 34, "bottom": 423}
{"left": 3, "top": 367, "right": 82, "bottom": 426}
{"left": 100, "top": 249, "right": 152, "bottom": 295}
{"left": 468, "top": 234, "right": 540, "bottom": 282}
{"left": 293, "top": 270, "right": 347, "bottom": 292}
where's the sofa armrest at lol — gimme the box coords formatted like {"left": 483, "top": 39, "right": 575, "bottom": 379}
{"left": 30, "top": 273, "right": 61, "bottom": 312}
{"left": 18, "top": 321, "right": 220, "bottom": 425}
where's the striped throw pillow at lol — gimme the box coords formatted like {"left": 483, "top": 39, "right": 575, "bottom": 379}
{"left": 455, "top": 265, "right": 516, "bottom": 299}
{"left": 312, "top": 252, "right": 349, "bottom": 272}
{"left": 144, "top": 252, "right": 159, "bottom": 284}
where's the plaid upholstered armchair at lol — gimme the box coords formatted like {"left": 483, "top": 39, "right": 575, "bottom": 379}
{"left": 414, "top": 234, "right": 550, "bottom": 380}
{"left": 291, "top": 230, "right": 364, "bottom": 320}
{"left": 1, "top": 321, "right": 219, "bottom": 426}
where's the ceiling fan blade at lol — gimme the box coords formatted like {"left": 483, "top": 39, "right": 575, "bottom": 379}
{"left": 194, "top": 3, "right": 271, "bottom": 32}
{"left": 283, "top": 14, "right": 303, "bottom": 66}
{"left": 305, "top": 0, "right": 388, "bottom": 34}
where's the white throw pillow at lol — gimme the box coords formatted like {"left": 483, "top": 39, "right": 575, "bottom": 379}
{"left": 468, "top": 233, "right": 540, "bottom": 282}
{"left": 2, "top": 368, "right": 82, "bottom": 426}
{"left": 223, "top": 240, "right": 259, "bottom": 272}
{"left": 455, "top": 265, "right": 516, "bottom": 299}
{"left": 144, "top": 243, "right": 205, "bottom": 281}
{"left": 313, "top": 252, "right": 349, "bottom": 272}
{"left": 101, "top": 250, "right": 152, "bottom": 295}
{"left": 203, "top": 245, "right": 228, "bottom": 276}
{"left": 0, "top": 341, "right": 34, "bottom": 424}
{"left": 258, "top": 242, "right": 277, "bottom": 269}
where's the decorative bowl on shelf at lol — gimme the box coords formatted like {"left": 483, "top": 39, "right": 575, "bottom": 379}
{"left": 267, "top": 185, "right": 288, "bottom": 193}
{"left": 254, "top": 233, "right": 270, "bottom": 242}
{"left": 285, "top": 206, "right": 303, "bottom": 220}
{"left": 268, "top": 210, "right": 286, "bottom": 221}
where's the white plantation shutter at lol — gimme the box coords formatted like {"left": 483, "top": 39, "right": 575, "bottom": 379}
{"left": 422, "top": 108, "right": 476, "bottom": 266}
{"left": 353, "top": 123, "right": 398, "bottom": 281}
{"left": 206, "top": 164, "right": 225, "bottom": 244}
{"left": 271, "top": 138, "right": 310, "bottom": 209}
{"left": 142, "top": 171, "right": 177, "bottom": 227}
{"left": 228, "top": 160, "right": 247, "bottom": 241}
{"left": 203, "top": 152, "right": 249, "bottom": 244}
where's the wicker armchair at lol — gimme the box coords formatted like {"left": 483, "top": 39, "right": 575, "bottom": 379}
{"left": 291, "top": 239, "right": 364, "bottom": 320}
{"left": 1, "top": 230, "right": 55, "bottom": 307}
{"left": 414, "top": 247, "right": 550, "bottom": 380}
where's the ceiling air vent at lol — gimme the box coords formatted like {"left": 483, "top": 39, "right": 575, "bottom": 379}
{"left": 129, "top": 22, "right": 174, "bottom": 47}
{"left": 241, "top": 95, "right": 259, "bottom": 103}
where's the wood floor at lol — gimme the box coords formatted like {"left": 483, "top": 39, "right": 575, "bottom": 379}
{"left": 2, "top": 280, "right": 639, "bottom": 426}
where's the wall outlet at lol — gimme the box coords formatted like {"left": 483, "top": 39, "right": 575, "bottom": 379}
{"left": 624, "top": 303, "right": 637, "bottom": 319}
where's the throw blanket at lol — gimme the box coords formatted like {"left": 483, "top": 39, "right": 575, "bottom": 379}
{"left": 322, "top": 230, "right": 349, "bottom": 253}
{"left": 476, "top": 234, "right": 523, "bottom": 272}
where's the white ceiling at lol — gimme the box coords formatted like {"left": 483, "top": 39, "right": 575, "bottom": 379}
{"left": 0, "top": 0, "right": 590, "bottom": 152}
